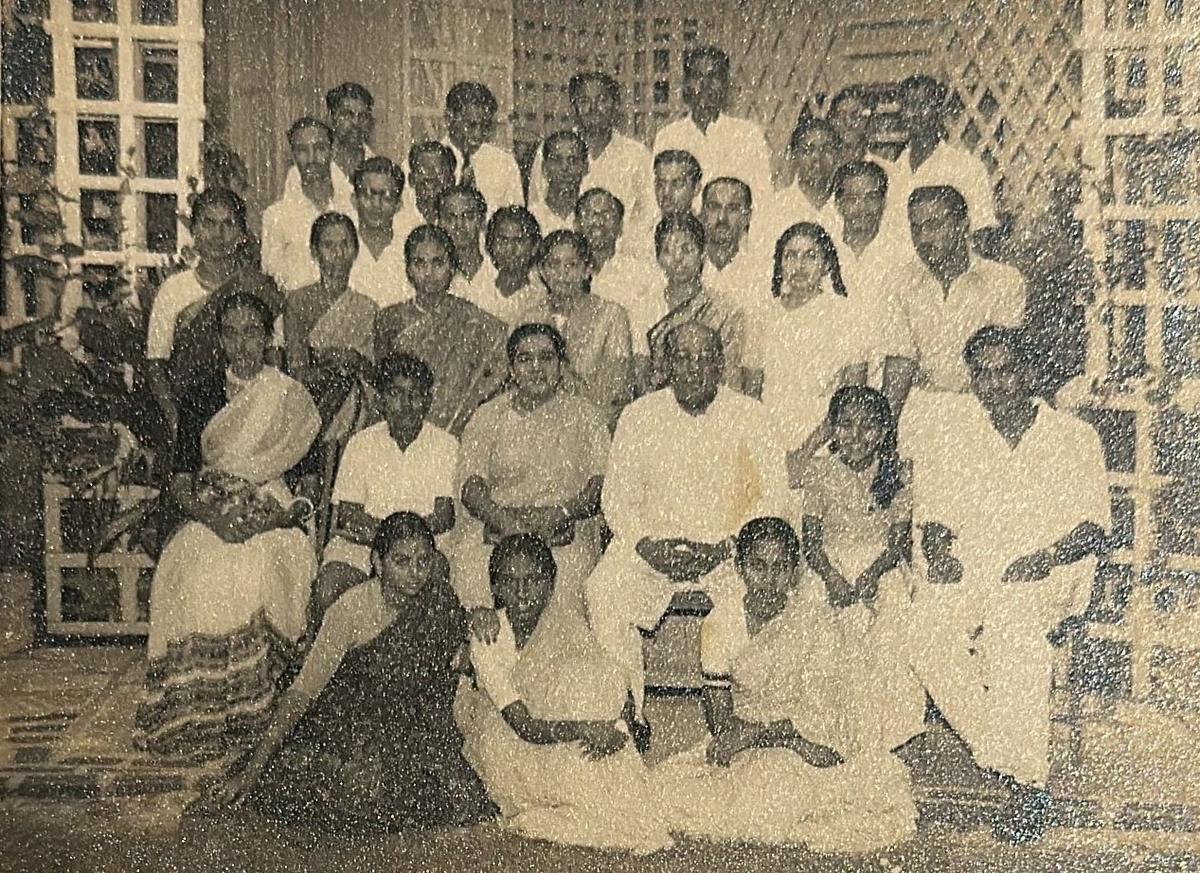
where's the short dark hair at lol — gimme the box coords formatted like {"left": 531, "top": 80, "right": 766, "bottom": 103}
{"left": 535, "top": 228, "right": 591, "bottom": 269}
{"left": 189, "top": 187, "right": 247, "bottom": 235}
{"left": 372, "top": 352, "right": 435, "bottom": 398}
{"left": 446, "top": 81, "right": 498, "bottom": 115}
{"left": 371, "top": 511, "right": 435, "bottom": 559}
{"left": 436, "top": 184, "right": 487, "bottom": 220}
{"left": 701, "top": 176, "right": 752, "bottom": 211}
{"left": 287, "top": 116, "right": 332, "bottom": 147}
{"left": 908, "top": 185, "right": 968, "bottom": 223}
{"left": 655, "top": 212, "right": 706, "bottom": 259}
{"left": 568, "top": 71, "right": 620, "bottom": 104}
{"left": 788, "top": 117, "right": 842, "bottom": 155}
{"left": 541, "top": 129, "right": 587, "bottom": 162}
{"left": 735, "top": 517, "right": 801, "bottom": 567}
{"left": 408, "top": 140, "right": 457, "bottom": 177}
{"left": 488, "top": 534, "right": 557, "bottom": 600}
{"left": 683, "top": 45, "right": 730, "bottom": 79}
{"left": 832, "top": 160, "right": 888, "bottom": 199}
{"left": 217, "top": 291, "right": 273, "bottom": 335}
{"left": 308, "top": 211, "right": 359, "bottom": 255}
{"left": 404, "top": 223, "right": 454, "bottom": 263}
{"left": 654, "top": 149, "right": 702, "bottom": 184}
{"left": 828, "top": 85, "right": 869, "bottom": 117}
{"left": 900, "top": 74, "right": 948, "bottom": 105}
{"left": 771, "top": 222, "right": 846, "bottom": 298}
{"left": 506, "top": 322, "right": 568, "bottom": 365}
{"left": 575, "top": 187, "right": 625, "bottom": 222}
{"left": 486, "top": 206, "right": 541, "bottom": 254}
{"left": 827, "top": 386, "right": 903, "bottom": 509}
{"left": 963, "top": 324, "right": 1034, "bottom": 372}
{"left": 353, "top": 156, "right": 405, "bottom": 199}
{"left": 325, "top": 81, "right": 373, "bottom": 114}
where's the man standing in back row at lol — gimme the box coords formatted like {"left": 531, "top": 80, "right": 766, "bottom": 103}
{"left": 443, "top": 81, "right": 524, "bottom": 214}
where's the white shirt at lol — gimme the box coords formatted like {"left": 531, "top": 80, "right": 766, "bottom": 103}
{"left": 468, "top": 609, "right": 522, "bottom": 712}
{"left": 653, "top": 113, "right": 773, "bottom": 208}
{"left": 455, "top": 266, "right": 545, "bottom": 327}
{"left": 332, "top": 420, "right": 458, "bottom": 518}
{"left": 146, "top": 270, "right": 207, "bottom": 360}
{"left": 527, "top": 199, "right": 575, "bottom": 236}
{"left": 281, "top": 145, "right": 372, "bottom": 207}
{"left": 603, "top": 387, "right": 792, "bottom": 545}
{"left": 529, "top": 130, "right": 653, "bottom": 228}
{"left": 705, "top": 236, "right": 772, "bottom": 314}
{"left": 348, "top": 211, "right": 412, "bottom": 308}
{"left": 449, "top": 258, "right": 504, "bottom": 315}
{"left": 444, "top": 140, "right": 524, "bottom": 212}
{"left": 892, "top": 256, "right": 1026, "bottom": 393}
{"left": 261, "top": 185, "right": 354, "bottom": 293}
{"left": 888, "top": 140, "right": 997, "bottom": 230}
{"left": 590, "top": 250, "right": 661, "bottom": 349}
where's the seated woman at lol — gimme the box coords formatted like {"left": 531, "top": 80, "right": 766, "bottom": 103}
{"left": 454, "top": 322, "right": 609, "bottom": 645}
{"left": 521, "top": 229, "right": 634, "bottom": 427}
{"left": 136, "top": 293, "right": 321, "bottom": 758}
{"left": 800, "top": 386, "right": 926, "bottom": 754}
{"left": 454, "top": 534, "right": 672, "bottom": 854}
{"left": 212, "top": 512, "right": 496, "bottom": 832}
{"left": 653, "top": 517, "right": 916, "bottom": 854}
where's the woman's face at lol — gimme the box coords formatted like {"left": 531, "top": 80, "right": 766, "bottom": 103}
{"left": 313, "top": 222, "right": 357, "bottom": 284}
{"left": 538, "top": 241, "right": 590, "bottom": 297}
{"left": 739, "top": 539, "right": 796, "bottom": 626}
{"left": 494, "top": 552, "right": 553, "bottom": 630}
{"left": 219, "top": 305, "right": 267, "bottom": 379}
{"left": 832, "top": 401, "right": 885, "bottom": 467}
{"left": 657, "top": 228, "right": 703, "bottom": 286}
{"left": 377, "top": 535, "right": 436, "bottom": 602}
{"left": 779, "top": 232, "right": 827, "bottom": 296}
{"left": 510, "top": 333, "right": 562, "bottom": 403}
{"left": 406, "top": 238, "right": 454, "bottom": 297}
{"left": 193, "top": 202, "right": 243, "bottom": 264}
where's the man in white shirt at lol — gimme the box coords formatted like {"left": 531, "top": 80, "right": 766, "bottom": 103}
{"left": 827, "top": 85, "right": 875, "bottom": 166}
{"left": 889, "top": 75, "right": 998, "bottom": 237}
{"left": 652, "top": 46, "right": 772, "bottom": 207}
{"left": 529, "top": 71, "right": 653, "bottom": 230}
{"left": 901, "top": 325, "right": 1109, "bottom": 844}
{"left": 438, "top": 185, "right": 498, "bottom": 305}
{"left": 585, "top": 322, "right": 792, "bottom": 723}
{"left": 699, "top": 177, "right": 770, "bottom": 313}
{"left": 883, "top": 185, "right": 1026, "bottom": 415}
{"left": 625, "top": 148, "right": 702, "bottom": 259}
{"left": 262, "top": 117, "right": 355, "bottom": 293}
{"left": 576, "top": 187, "right": 656, "bottom": 332}
{"left": 528, "top": 130, "right": 587, "bottom": 235}
{"left": 281, "top": 82, "right": 374, "bottom": 207}
{"left": 349, "top": 156, "right": 412, "bottom": 309}
{"left": 443, "top": 81, "right": 524, "bottom": 213}
{"left": 313, "top": 352, "right": 458, "bottom": 620}
{"left": 406, "top": 140, "right": 457, "bottom": 229}
{"left": 763, "top": 118, "right": 842, "bottom": 245}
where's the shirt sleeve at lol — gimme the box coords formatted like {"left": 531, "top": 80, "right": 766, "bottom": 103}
{"left": 260, "top": 208, "right": 285, "bottom": 287}
{"left": 331, "top": 431, "right": 368, "bottom": 505}
{"left": 434, "top": 432, "right": 459, "bottom": 500}
{"left": 581, "top": 403, "right": 612, "bottom": 478}
{"left": 145, "top": 280, "right": 179, "bottom": 361}
{"left": 469, "top": 623, "right": 521, "bottom": 711}
{"left": 599, "top": 405, "right": 647, "bottom": 540}
{"left": 699, "top": 595, "right": 746, "bottom": 686}
{"left": 456, "top": 402, "right": 495, "bottom": 487}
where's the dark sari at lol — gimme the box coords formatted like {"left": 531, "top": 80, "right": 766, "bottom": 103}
{"left": 247, "top": 570, "right": 497, "bottom": 832}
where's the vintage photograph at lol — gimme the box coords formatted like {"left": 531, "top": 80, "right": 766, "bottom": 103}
{"left": 1, "top": 0, "right": 1198, "bottom": 870}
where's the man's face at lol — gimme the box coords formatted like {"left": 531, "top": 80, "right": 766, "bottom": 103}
{"left": 667, "top": 325, "right": 723, "bottom": 412}
{"left": 683, "top": 55, "right": 729, "bottom": 117}
{"left": 437, "top": 193, "right": 485, "bottom": 252}
{"left": 410, "top": 152, "right": 454, "bottom": 210}
{"left": 574, "top": 193, "right": 622, "bottom": 254}
{"left": 830, "top": 94, "right": 871, "bottom": 153}
{"left": 406, "top": 238, "right": 453, "bottom": 296}
{"left": 488, "top": 216, "right": 537, "bottom": 273}
{"left": 219, "top": 305, "right": 267, "bottom": 378}
{"left": 312, "top": 222, "right": 357, "bottom": 283}
{"left": 510, "top": 332, "right": 562, "bottom": 404}
{"left": 900, "top": 82, "right": 943, "bottom": 138}
{"left": 493, "top": 552, "right": 553, "bottom": 629}
{"left": 969, "top": 343, "right": 1029, "bottom": 415}
{"left": 657, "top": 228, "right": 703, "bottom": 286}
{"left": 700, "top": 181, "right": 750, "bottom": 252}
{"left": 353, "top": 171, "right": 401, "bottom": 231}
{"left": 192, "top": 202, "right": 242, "bottom": 263}
{"left": 572, "top": 79, "right": 617, "bottom": 136}
{"left": 792, "top": 129, "right": 840, "bottom": 191}
{"left": 290, "top": 126, "right": 332, "bottom": 185}
{"left": 543, "top": 137, "right": 587, "bottom": 191}
{"left": 655, "top": 161, "right": 698, "bottom": 215}
{"left": 909, "top": 199, "right": 968, "bottom": 271}
{"left": 739, "top": 539, "right": 796, "bottom": 625}
{"left": 380, "top": 373, "right": 431, "bottom": 446}
{"left": 447, "top": 103, "right": 496, "bottom": 156}
{"left": 330, "top": 96, "right": 373, "bottom": 149}
{"left": 836, "top": 172, "right": 886, "bottom": 238}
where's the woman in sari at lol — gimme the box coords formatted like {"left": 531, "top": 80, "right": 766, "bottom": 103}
{"left": 454, "top": 534, "right": 672, "bottom": 854}
{"left": 373, "top": 225, "right": 508, "bottom": 436}
{"left": 653, "top": 517, "right": 917, "bottom": 853}
{"left": 212, "top": 512, "right": 496, "bottom": 832}
{"left": 521, "top": 229, "right": 634, "bottom": 428}
{"left": 136, "top": 293, "right": 321, "bottom": 758}
{"left": 453, "top": 322, "right": 609, "bottom": 648}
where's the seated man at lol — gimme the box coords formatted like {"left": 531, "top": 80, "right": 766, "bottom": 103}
{"left": 312, "top": 353, "right": 457, "bottom": 623}
{"left": 584, "top": 322, "right": 792, "bottom": 727}
{"left": 900, "top": 324, "right": 1109, "bottom": 844}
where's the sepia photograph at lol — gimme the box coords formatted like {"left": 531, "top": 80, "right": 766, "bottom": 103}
{"left": 0, "top": 0, "right": 1198, "bottom": 870}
